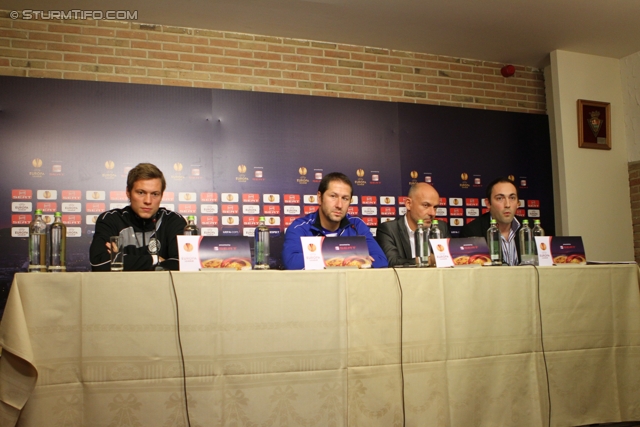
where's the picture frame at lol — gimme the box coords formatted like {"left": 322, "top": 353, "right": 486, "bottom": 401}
{"left": 577, "top": 99, "right": 611, "bottom": 150}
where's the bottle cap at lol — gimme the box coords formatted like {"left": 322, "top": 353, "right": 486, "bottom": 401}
{"left": 55, "top": 212, "right": 62, "bottom": 217}
{"left": 522, "top": 219, "right": 529, "bottom": 224}
{"left": 490, "top": 219, "right": 497, "bottom": 224}
{"left": 417, "top": 219, "right": 423, "bottom": 225}
{"left": 187, "top": 215, "right": 195, "bottom": 220}
{"left": 534, "top": 219, "right": 541, "bottom": 224}
{"left": 35, "top": 209, "right": 43, "bottom": 215}
{"left": 432, "top": 219, "right": 439, "bottom": 224}
{"left": 259, "top": 216, "right": 266, "bottom": 221}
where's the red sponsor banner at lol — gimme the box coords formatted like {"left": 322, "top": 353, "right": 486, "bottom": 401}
{"left": 61, "top": 190, "right": 82, "bottom": 200}
{"left": 398, "top": 196, "right": 408, "bottom": 204}
{"left": 85, "top": 202, "right": 105, "bottom": 213}
{"left": 242, "top": 193, "right": 260, "bottom": 203}
{"left": 62, "top": 214, "right": 82, "bottom": 225}
{"left": 201, "top": 215, "right": 218, "bottom": 226}
{"left": 482, "top": 208, "right": 489, "bottom": 214}
{"left": 361, "top": 196, "right": 377, "bottom": 205}
{"left": 222, "top": 204, "right": 239, "bottom": 214}
{"left": 163, "top": 192, "right": 175, "bottom": 202}
{"left": 380, "top": 206, "right": 396, "bottom": 216}
{"left": 36, "top": 202, "right": 57, "bottom": 213}
{"left": 283, "top": 194, "right": 300, "bottom": 204}
{"left": 12, "top": 214, "right": 32, "bottom": 225}
{"left": 347, "top": 206, "right": 359, "bottom": 216}
{"left": 440, "top": 197, "right": 447, "bottom": 206}
{"left": 304, "top": 206, "right": 318, "bottom": 214}
{"left": 435, "top": 217, "right": 448, "bottom": 223}
{"left": 465, "top": 198, "right": 479, "bottom": 207}
{"left": 450, "top": 207, "right": 463, "bottom": 216}
{"left": 264, "top": 205, "right": 280, "bottom": 215}
{"left": 466, "top": 218, "right": 475, "bottom": 224}
{"left": 284, "top": 216, "right": 299, "bottom": 226}
{"left": 243, "top": 216, "right": 260, "bottom": 226}
{"left": 110, "top": 191, "right": 128, "bottom": 201}
{"left": 516, "top": 209, "right": 526, "bottom": 217}
{"left": 178, "top": 204, "right": 197, "bottom": 214}
{"left": 527, "top": 200, "right": 540, "bottom": 208}
{"left": 363, "top": 217, "right": 378, "bottom": 226}
{"left": 200, "top": 192, "right": 218, "bottom": 203}
{"left": 12, "top": 189, "right": 32, "bottom": 200}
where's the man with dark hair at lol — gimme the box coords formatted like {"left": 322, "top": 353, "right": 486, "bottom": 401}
{"left": 126, "top": 162, "right": 167, "bottom": 194}
{"left": 282, "top": 172, "right": 387, "bottom": 269}
{"left": 376, "top": 182, "right": 451, "bottom": 266}
{"left": 460, "top": 177, "right": 524, "bottom": 265}
{"left": 90, "top": 163, "right": 187, "bottom": 271}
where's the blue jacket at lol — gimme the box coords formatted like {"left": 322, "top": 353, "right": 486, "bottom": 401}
{"left": 283, "top": 210, "right": 388, "bottom": 270}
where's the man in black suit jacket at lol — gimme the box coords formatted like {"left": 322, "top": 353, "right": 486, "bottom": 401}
{"left": 460, "top": 177, "right": 524, "bottom": 265}
{"left": 376, "top": 182, "right": 450, "bottom": 267}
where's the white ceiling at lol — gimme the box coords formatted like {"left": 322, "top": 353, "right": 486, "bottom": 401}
{"left": 3, "top": 0, "right": 640, "bottom": 68}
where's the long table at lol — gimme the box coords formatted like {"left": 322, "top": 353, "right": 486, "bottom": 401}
{"left": 1, "top": 265, "right": 639, "bottom": 427}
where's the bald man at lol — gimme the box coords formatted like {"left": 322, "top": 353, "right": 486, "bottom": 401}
{"left": 375, "top": 182, "right": 451, "bottom": 267}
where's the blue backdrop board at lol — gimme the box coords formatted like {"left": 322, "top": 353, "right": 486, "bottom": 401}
{"left": 397, "top": 103, "right": 554, "bottom": 233}
{"left": 0, "top": 75, "right": 554, "bottom": 314}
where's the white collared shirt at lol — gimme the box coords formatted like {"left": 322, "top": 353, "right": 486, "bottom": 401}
{"left": 492, "top": 215, "right": 520, "bottom": 266}
{"left": 405, "top": 215, "right": 416, "bottom": 258}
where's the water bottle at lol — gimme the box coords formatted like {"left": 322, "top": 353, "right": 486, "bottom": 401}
{"left": 254, "top": 216, "right": 270, "bottom": 270}
{"left": 414, "top": 219, "right": 430, "bottom": 267}
{"left": 487, "top": 219, "right": 502, "bottom": 266}
{"left": 183, "top": 215, "right": 199, "bottom": 235}
{"left": 518, "top": 219, "right": 535, "bottom": 265}
{"left": 28, "top": 209, "right": 47, "bottom": 272}
{"left": 532, "top": 219, "right": 545, "bottom": 237}
{"left": 429, "top": 220, "right": 442, "bottom": 240}
{"left": 532, "top": 219, "right": 545, "bottom": 265}
{"left": 48, "top": 212, "right": 66, "bottom": 272}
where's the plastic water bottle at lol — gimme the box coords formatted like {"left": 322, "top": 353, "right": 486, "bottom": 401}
{"left": 254, "top": 216, "right": 270, "bottom": 270}
{"left": 518, "top": 219, "right": 535, "bottom": 265}
{"left": 28, "top": 209, "right": 47, "bottom": 272}
{"left": 414, "top": 219, "right": 430, "bottom": 267}
{"left": 532, "top": 219, "right": 545, "bottom": 237}
{"left": 429, "top": 220, "right": 442, "bottom": 240}
{"left": 532, "top": 219, "right": 545, "bottom": 265}
{"left": 487, "top": 219, "right": 502, "bottom": 266}
{"left": 183, "top": 215, "right": 199, "bottom": 235}
{"left": 48, "top": 212, "right": 66, "bottom": 272}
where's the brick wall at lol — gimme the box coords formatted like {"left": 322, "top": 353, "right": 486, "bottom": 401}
{"left": 0, "top": 10, "right": 546, "bottom": 114}
{"left": 629, "top": 161, "right": 640, "bottom": 264}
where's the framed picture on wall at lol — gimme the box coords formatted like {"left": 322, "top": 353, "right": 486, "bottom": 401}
{"left": 577, "top": 99, "right": 611, "bottom": 150}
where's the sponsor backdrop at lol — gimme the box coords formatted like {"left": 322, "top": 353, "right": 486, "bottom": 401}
{"left": 0, "top": 76, "right": 554, "bottom": 312}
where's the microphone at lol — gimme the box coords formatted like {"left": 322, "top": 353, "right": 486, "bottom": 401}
{"left": 152, "top": 214, "right": 160, "bottom": 234}
{"left": 148, "top": 215, "right": 161, "bottom": 258}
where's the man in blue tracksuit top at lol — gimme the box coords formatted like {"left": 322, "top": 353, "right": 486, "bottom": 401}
{"left": 282, "top": 172, "right": 387, "bottom": 269}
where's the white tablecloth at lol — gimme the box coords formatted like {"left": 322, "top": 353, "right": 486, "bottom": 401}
{"left": 1, "top": 265, "right": 639, "bottom": 427}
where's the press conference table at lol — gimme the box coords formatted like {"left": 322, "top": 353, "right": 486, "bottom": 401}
{"left": 1, "top": 265, "right": 639, "bottom": 427}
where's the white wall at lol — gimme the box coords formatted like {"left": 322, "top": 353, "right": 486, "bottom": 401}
{"left": 545, "top": 50, "right": 634, "bottom": 261}
{"left": 621, "top": 51, "right": 640, "bottom": 162}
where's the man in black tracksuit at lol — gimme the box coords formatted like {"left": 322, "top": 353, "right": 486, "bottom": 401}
{"left": 89, "top": 163, "right": 186, "bottom": 271}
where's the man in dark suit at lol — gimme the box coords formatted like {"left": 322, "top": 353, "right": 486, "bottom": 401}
{"left": 460, "top": 177, "right": 524, "bottom": 265}
{"left": 376, "top": 182, "right": 450, "bottom": 267}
